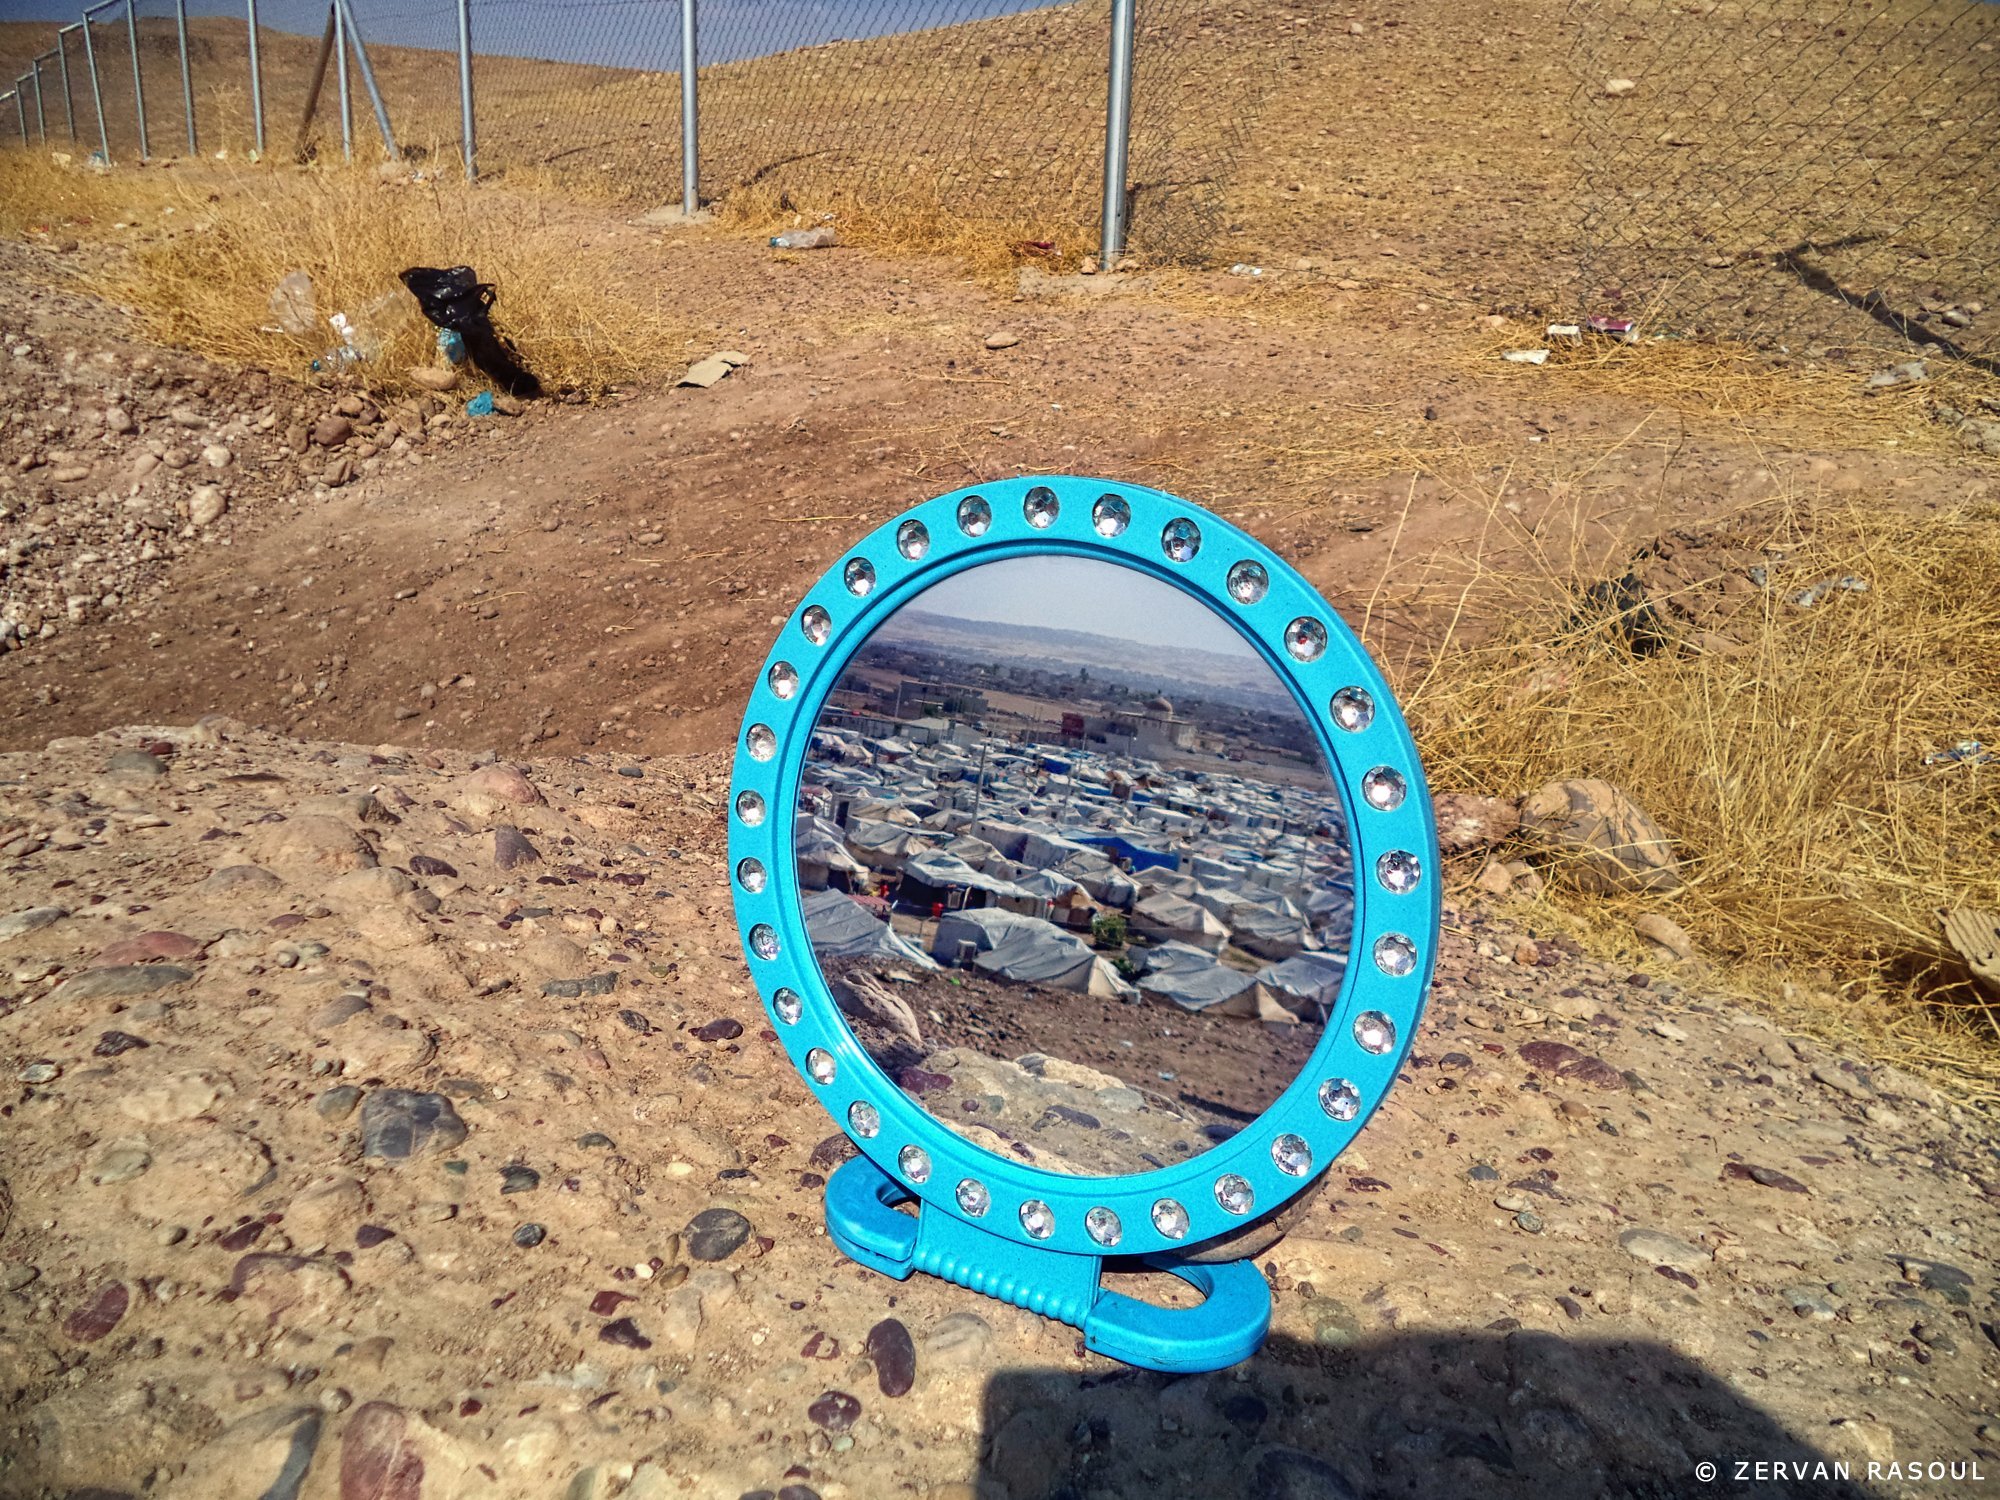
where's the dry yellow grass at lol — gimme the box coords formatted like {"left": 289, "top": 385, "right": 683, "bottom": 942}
{"left": 1457, "top": 329, "right": 2000, "bottom": 457}
{"left": 715, "top": 178, "right": 1091, "bottom": 284}
{"left": 0, "top": 150, "right": 688, "bottom": 394}
{"left": 1387, "top": 489, "right": 2000, "bottom": 1096}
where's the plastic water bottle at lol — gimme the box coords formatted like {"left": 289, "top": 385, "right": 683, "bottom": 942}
{"left": 770, "top": 227, "right": 837, "bottom": 250}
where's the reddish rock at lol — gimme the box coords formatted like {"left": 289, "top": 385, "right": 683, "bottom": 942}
{"left": 339, "top": 1401, "right": 424, "bottom": 1500}
{"left": 865, "top": 1317, "right": 917, "bottom": 1397}
{"left": 1722, "top": 1162, "right": 1809, "bottom": 1194}
{"left": 1518, "top": 1040, "right": 1626, "bottom": 1092}
{"left": 96, "top": 930, "right": 207, "bottom": 966}
{"left": 808, "top": 1389, "right": 861, "bottom": 1432}
{"left": 599, "top": 1316, "right": 652, "bottom": 1349}
{"left": 809, "top": 1134, "right": 859, "bottom": 1172}
{"left": 458, "top": 763, "right": 543, "bottom": 818}
{"left": 493, "top": 825, "right": 541, "bottom": 870}
{"left": 63, "top": 1281, "right": 129, "bottom": 1342}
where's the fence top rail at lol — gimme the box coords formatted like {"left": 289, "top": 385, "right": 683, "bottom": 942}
{"left": 57, "top": 21, "right": 82, "bottom": 33}
{"left": 81, "top": 1, "right": 124, "bottom": 18}
{"left": 34, "top": 49, "right": 58, "bottom": 64}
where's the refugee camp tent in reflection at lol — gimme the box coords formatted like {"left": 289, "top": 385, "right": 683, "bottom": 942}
{"left": 794, "top": 815, "right": 865, "bottom": 891}
{"left": 900, "top": 851, "right": 1046, "bottom": 918}
{"left": 1129, "top": 890, "right": 1231, "bottom": 953}
{"left": 1256, "top": 950, "right": 1349, "bottom": 1021}
{"left": 931, "top": 907, "right": 1136, "bottom": 998}
{"left": 800, "top": 887, "right": 936, "bottom": 968}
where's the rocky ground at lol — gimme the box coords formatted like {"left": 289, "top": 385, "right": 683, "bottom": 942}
{"left": 1, "top": 723, "right": 1996, "bottom": 1500}
{"left": 0, "top": 244, "right": 530, "bottom": 660}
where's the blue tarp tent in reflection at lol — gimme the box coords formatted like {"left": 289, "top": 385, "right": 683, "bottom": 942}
{"left": 1071, "top": 832, "right": 1178, "bottom": 873}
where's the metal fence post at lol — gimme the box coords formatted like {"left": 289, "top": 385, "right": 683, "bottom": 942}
{"left": 334, "top": 0, "right": 351, "bottom": 161}
{"left": 456, "top": 0, "right": 474, "bottom": 179}
{"left": 81, "top": 7, "right": 111, "bottom": 163}
{"left": 56, "top": 27, "right": 79, "bottom": 141}
{"left": 333, "top": 0, "right": 399, "bottom": 160}
{"left": 246, "top": 0, "right": 265, "bottom": 155}
{"left": 7, "top": 91, "right": 23, "bottom": 147}
{"left": 1099, "top": 0, "right": 1135, "bottom": 269}
{"left": 30, "top": 61, "right": 48, "bottom": 143}
{"left": 124, "top": 0, "right": 148, "bottom": 159}
{"left": 681, "top": 0, "right": 698, "bottom": 213}
{"left": 174, "top": 0, "right": 194, "bottom": 153}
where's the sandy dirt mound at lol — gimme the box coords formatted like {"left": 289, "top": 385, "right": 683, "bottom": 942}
{"left": 0, "top": 721, "right": 1994, "bottom": 1497}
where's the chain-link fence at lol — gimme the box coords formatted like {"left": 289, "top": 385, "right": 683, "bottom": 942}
{"left": 3, "top": 0, "right": 1994, "bottom": 354}
{"left": 1, "top": 0, "right": 1249, "bottom": 261}
{"left": 1573, "top": 0, "right": 2000, "bottom": 363}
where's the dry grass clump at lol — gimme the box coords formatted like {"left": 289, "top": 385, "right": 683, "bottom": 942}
{"left": 1, "top": 151, "right": 688, "bottom": 395}
{"left": 1392, "top": 495, "right": 2000, "bottom": 1095}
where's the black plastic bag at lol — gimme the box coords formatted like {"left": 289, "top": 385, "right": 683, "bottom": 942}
{"left": 398, "top": 265, "right": 543, "bottom": 399}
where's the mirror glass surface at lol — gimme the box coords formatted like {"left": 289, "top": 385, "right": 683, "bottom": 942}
{"left": 795, "top": 555, "right": 1354, "bottom": 1177}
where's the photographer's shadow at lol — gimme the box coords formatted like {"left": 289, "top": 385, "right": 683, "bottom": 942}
{"left": 978, "top": 1328, "right": 1881, "bottom": 1499}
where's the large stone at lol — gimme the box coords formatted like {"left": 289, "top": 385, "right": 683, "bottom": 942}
{"left": 458, "top": 763, "right": 544, "bottom": 819}
{"left": 230, "top": 1254, "right": 352, "bottom": 1322}
{"left": 0, "top": 906, "right": 67, "bottom": 945}
{"left": 1633, "top": 912, "right": 1696, "bottom": 961}
{"left": 287, "top": 1174, "right": 368, "bottom": 1237}
{"left": 1247, "top": 1445, "right": 1362, "bottom": 1500}
{"left": 199, "top": 865, "right": 284, "bottom": 895}
{"left": 360, "top": 1089, "right": 467, "bottom": 1159}
{"left": 50, "top": 964, "right": 195, "bottom": 1002}
{"left": 923, "top": 1311, "right": 993, "bottom": 1367}
{"left": 494, "top": 824, "right": 541, "bottom": 870}
{"left": 253, "top": 814, "right": 378, "bottom": 874}
{"left": 338, "top": 1401, "right": 425, "bottom": 1500}
{"left": 685, "top": 1207, "right": 753, "bottom": 1261}
{"left": 326, "top": 866, "right": 417, "bottom": 910}
{"left": 123, "top": 1133, "right": 272, "bottom": 1219}
{"left": 298, "top": 792, "right": 401, "bottom": 826}
{"left": 1519, "top": 778, "right": 1681, "bottom": 894}
{"left": 1616, "top": 1226, "right": 1708, "bottom": 1271}
{"left": 107, "top": 749, "right": 168, "bottom": 776}
{"left": 96, "top": 930, "right": 206, "bottom": 966}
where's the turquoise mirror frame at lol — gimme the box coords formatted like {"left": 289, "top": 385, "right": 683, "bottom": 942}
{"left": 728, "top": 475, "right": 1439, "bottom": 1373}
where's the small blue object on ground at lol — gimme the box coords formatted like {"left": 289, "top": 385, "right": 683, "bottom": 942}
{"left": 437, "top": 328, "right": 467, "bottom": 364}
{"left": 466, "top": 391, "right": 495, "bottom": 417}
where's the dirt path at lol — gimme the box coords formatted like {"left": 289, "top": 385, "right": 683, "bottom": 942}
{"left": 4, "top": 233, "right": 1986, "bottom": 761}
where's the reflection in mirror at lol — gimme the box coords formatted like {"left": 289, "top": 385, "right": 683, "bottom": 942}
{"left": 795, "top": 556, "right": 1354, "bottom": 1178}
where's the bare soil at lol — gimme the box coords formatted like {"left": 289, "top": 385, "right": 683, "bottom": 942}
{"left": 2, "top": 224, "right": 1990, "bottom": 763}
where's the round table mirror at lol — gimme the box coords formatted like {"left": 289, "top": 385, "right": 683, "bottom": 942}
{"left": 794, "top": 554, "right": 1355, "bottom": 1178}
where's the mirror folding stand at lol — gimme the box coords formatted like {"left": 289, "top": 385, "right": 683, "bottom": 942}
{"left": 729, "top": 476, "right": 1440, "bottom": 1374}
